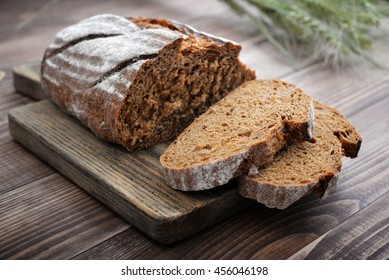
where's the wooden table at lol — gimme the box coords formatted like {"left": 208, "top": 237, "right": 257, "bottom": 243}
{"left": 0, "top": 0, "right": 388, "bottom": 260}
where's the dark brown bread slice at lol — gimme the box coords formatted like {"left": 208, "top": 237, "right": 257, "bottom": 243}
{"left": 238, "top": 102, "right": 362, "bottom": 209}
{"left": 314, "top": 102, "right": 362, "bottom": 158}
{"left": 160, "top": 80, "right": 314, "bottom": 191}
{"left": 41, "top": 14, "right": 255, "bottom": 151}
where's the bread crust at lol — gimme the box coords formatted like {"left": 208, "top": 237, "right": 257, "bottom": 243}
{"left": 163, "top": 124, "right": 286, "bottom": 191}
{"left": 41, "top": 15, "right": 183, "bottom": 143}
{"left": 314, "top": 102, "right": 362, "bottom": 158}
{"left": 41, "top": 14, "right": 255, "bottom": 150}
{"left": 161, "top": 80, "right": 314, "bottom": 191}
{"left": 238, "top": 170, "right": 339, "bottom": 209}
{"left": 238, "top": 102, "right": 361, "bottom": 209}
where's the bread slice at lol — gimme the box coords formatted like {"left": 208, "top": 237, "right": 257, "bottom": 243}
{"left": 41, "top": 14, "right": 255, "bottom": 151}
{"left": 313, "top": 102, "right": 362, "bottom": 158}
{"left": 160, "top": 80, "right": 314, "bottom": 191}
{"left": 238, "top": 102, "right": 362, "bottom": 209}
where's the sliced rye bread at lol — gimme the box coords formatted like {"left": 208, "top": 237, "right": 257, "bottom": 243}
{"left": 160, "top": 80, "right": 314, "bottom": 191}
{"left": 238, "top": 101, "right": 362, "bottom": 209}
{"left": 41, "top": 14, "right": 255, "bottom": 151}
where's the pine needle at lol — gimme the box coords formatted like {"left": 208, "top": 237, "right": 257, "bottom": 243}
{"left": 222, "top": 0, "right": 389, "bottom": 67}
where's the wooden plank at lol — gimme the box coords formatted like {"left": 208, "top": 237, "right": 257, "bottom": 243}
{"left": 0, "top": 68, "right": 33, "bottom": 143}
{"left": 12, "top": 63, "right": 45, "bottom": 100}
{"left": 0, "top": 121, "right": 10, "bottom": 143}
{"left": 0, "top": 68, "right": 10, "bottom": 94}
{"left": 0, "top": 92, "right": 33, "bottom": 143}
{"left": 8, "top": 101, "right": 253, "bottom": 243}
{"left": 0, "top": 71, "right": 54, "bottom": 194}
{"left": 7, "top": 63, "right": 389, "bottom": 256}
{"left": 3, "top": 0, "right": 389, "bottom": 259}
{"left": 74, "top": 98, "right": 389, "bottom": 259}
{"left": 0, "top": 140, "right": 54, "bottom": 196}
{"left": 0, "top": 173, "right": 129, "bottom": 259}
{"left": 284, "top": 66, "right": 389, "bottom": 117}
{"left": 289, "top": 192, "right": 389, "bottom": 260}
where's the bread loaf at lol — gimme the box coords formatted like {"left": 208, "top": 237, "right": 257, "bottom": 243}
{"left": 160, "top": 80, "right": 314, "bottom": 191}
{"left": 41, "top": 14, "right": 255, "bottom": 151}
{"left": 238, "top": 102, "right": 362, "bottom": 209}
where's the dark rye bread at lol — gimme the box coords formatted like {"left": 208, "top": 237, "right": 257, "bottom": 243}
{"left": 313, "top": 102, "right": 361, "bottom": 158}
{"left": 160, "top": 80, "right": 314, "bottom": 191}
{"left": 41, "top": 14, "right": 255, "bottom": 151}
{"left": 238, "top": 102, "right": 362, "bottom": 209}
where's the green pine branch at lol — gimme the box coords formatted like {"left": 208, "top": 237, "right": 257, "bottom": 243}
{"left": 222, "top": 0, "right": 389, "bottom": 67}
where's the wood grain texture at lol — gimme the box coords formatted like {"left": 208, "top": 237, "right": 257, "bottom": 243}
{"left": 1, "top": 0, "right": 389, "bottom": 260}
{"left": 290, "top": 192, "right": 389, "bottom": 260}
{"left": 74, "top": 97, "right": 389, "bottom": 259}
{"left": 12, "top": 63, "right": 45, "bottom": 100}
{"left": 0, "top": 69, "right": 54, "bottom": 195}
{"left": 0, "top": 68, "right": 32, "bottom": 143}
{"left": 0, "top": 173, "right": 129, "bottom": 259}
{"left": 8, "top": 100, "right": 253, "bottom": 243}
{"left": 0, "top": 141, "right": 54, "bottom": 196}
{"left": 284, "top": 65, "right": 389, "bottom": 118}
{"left": 0, "top": 71, "right": 31, "bottom": 110}
{"left": 8, "top": 49, "right": 389, "bottom": 258}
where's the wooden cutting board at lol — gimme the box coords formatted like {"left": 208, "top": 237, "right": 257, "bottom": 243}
{"left": 9, "top": 64, "right": 253, "bottom": 243}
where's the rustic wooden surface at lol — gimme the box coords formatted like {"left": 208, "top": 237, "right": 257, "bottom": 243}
{"left": 0, "top": 0, "right": 388, "bottom": 259}
{"left": 12, "top": 63, "right": 44, "bottom": 100}
{"left": 8, "top": 99, "right": 252, "bottom": 243}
